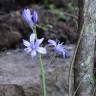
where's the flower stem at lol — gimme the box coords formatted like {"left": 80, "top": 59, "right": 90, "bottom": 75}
{"left": 38, "top": 55, "right": 46, "bottom": 96}
{"left": 34, "top": 26, "right": 37, "bottom": 38}
{"left": 33, "top": 25, "right": 46, "bottom": 96}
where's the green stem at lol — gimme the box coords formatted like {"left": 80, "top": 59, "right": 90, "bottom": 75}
{"left": 34, "top": 26, "right": 37, "bottom": 38}
{"left": 39, "top": 55, "right": 46, "bottom": 96}
{"left": 33, "top": 25, "right": 46, "bottom": 96}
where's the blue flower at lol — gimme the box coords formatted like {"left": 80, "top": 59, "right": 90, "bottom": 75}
{"left": 48, "top": 39, "right": 70, "bottom": 58}
{"left": 23, "top": 33, "right": 47, "bottom": 57}
{"left": 32, "top": 10, "right": 38, "bottom": 24}
{"left": 21, "top": 8, "right": 33, "bottom": 29}
{"left": 21, "top": 8, "right": 38, "bottom": 29}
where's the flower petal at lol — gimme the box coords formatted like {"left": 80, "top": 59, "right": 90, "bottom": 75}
{"left": 37, "top": 47, "right": 47, "bottom": 54}
{"left": 30, "top": 33, "right": 36, "bottom": 42}
{"left": 23, "top": 39, "right": 30, "bottom": 47}
{"left": 32, "top": 10, "right": 38, "bottom": 23}
{"left": 21, "top": 8, "right": 31, "bottom": 22}
{"left": 28, "top": 21, "right": 34, "bottom": 29}
{"left": 24, "top": 47, "right": 32, "bottom": 53}
{"left": 35, "top": 38, "right": 44, "bottom": 46}
{"left": 31, "top": 50, "right": 37, "bottom": 57}
{"left": 48, "top": 39, "right": 56, "bottom": 46}
{"left": 62, "top": 51, "right": 66, "bottom": 58}
{"left": 56, "top": 44, "right": 64, "bottom": 52}
{"left": 21, "top": 8, "right": 31, "bottom": 19}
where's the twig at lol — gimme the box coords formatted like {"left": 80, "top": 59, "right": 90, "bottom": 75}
{"left": 92, "top": 85, "right": 96, "bottom": 96}
{"left": 73, "top": 80, "right": 82, "bottom": 96}
{"left": 68, "top": 25, "right": 84, "bottom": 96}
{"left": 72, "top": 72, "right": 88, "bottom": 96}
{"left": 48, "top": 9, "right": 78, "bottom": 20}
{"left": 63, "top": 12, "right": 78, "bottom": 20}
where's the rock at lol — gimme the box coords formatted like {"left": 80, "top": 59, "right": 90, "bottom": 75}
{"left": 0, "top": 84, "right": 25, "bottom": 96}
{"left": 0, "top": 45, "right": 75, "bottom": 96}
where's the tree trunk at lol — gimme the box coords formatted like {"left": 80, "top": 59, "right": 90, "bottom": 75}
{"left": 74, "top": 0, "right": 96, "bottom": 96}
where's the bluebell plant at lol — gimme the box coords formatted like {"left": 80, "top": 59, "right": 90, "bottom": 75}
{"left": 21, "top": 7, "right": 70, "bottom": 96}
{"left": 21, "top": 8, "right": 47, "bottom": 96}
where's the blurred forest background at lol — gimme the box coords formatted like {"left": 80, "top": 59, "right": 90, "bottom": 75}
{"left": 0, "top": 0, "right": 78, "bottom": 49}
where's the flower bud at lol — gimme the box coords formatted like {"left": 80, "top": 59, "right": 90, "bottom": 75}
{"left": 32, "top": 10, "right": 38, "bottom": 24}
{"left": 21, "top": 8, "right": 33, "bottom": 29}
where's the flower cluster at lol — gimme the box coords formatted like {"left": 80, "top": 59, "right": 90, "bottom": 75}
{"left": 21, "top": 8, "right": 70, "bottom": 58}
